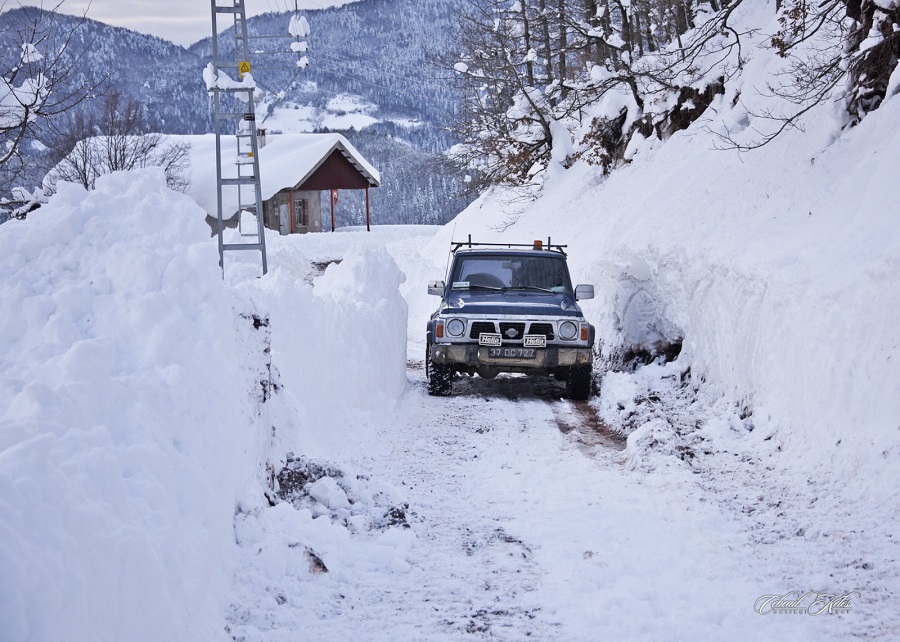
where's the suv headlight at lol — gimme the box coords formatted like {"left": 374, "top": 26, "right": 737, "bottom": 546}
{"left": 559, "top": 320, "right": 578, "bottom": 340}
{"left": 446, "top": 318, "right": 466, "bottom": 337}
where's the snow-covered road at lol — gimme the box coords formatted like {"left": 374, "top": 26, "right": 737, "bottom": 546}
{"left": 215, "top": 228, "right": 896, "bottom": 641}
{"left": 227, "top": 361, "right": 867, "bottom": 641}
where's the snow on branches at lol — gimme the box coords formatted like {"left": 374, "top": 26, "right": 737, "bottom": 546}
{"left": 1, "top": 4, "right": 102, "bottom": 206}
{"left": 446, "top": 0, "right": 900, "bottom": 188}
{"left": 1, "top": 41, "right": 51, "bottom": 161}
{"left": 445, "top": 0, "right": 735, "bottom": 189}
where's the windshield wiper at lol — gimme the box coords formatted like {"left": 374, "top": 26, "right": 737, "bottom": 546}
{"left": 505, "top": 285, "right": 555, "bottom": 293}
{"left": 458, "top": 284, "right": 504, "bottom": 291}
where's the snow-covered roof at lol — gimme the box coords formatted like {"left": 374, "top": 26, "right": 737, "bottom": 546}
{"left": 179, "top": 133, "right": 380, "bottom": 217}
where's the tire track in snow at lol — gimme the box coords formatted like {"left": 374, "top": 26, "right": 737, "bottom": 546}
{"left": 230, "top": 364, "right": 845, "bottom": 641}
{"left": 346, "top": 368, "right": 626, "bottom": 639}
{"left": 367, "top": 371, "right": 566, "bottom": 639}
{"left": 426, "top": 363, "right": 626, "bottom": 454}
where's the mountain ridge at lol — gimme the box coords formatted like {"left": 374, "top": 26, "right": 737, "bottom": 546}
{"left": 0, "top": 1, "right": 470, "bottom": 225}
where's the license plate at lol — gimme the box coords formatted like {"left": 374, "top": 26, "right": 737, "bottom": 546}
{"left": 479, "top": 333, "right": 502, "bottom": 346}
{"left": 488, "top": 347, "right": 536, "bottom": 359}
{"left": 523, "top": 334, "right": 546, "bottom": 348}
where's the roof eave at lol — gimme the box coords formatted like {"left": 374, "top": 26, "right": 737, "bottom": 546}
{"left": 284, "top": 139, "right": 380, "bottom": 191}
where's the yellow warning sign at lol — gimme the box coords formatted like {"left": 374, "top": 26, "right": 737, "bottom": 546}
{"left": 238, "top": 61, "right": 251, "bottom": 77}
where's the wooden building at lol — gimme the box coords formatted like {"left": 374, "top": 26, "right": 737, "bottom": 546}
{"left": 183, "top": 133, "right": 380, "bottom": 235}
{"left": 261, "top": 135, "right": 380, "bottom": 234}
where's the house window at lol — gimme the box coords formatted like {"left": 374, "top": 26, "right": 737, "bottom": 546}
{"left": 293, "top": 198, "right": 308, "bottom": 228}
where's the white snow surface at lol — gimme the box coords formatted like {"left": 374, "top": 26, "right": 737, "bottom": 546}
{"left": 438, "top": 73, "right": 900, "bottom": 521}
{"left": 2, "top": 5, "right": 900, "bottom": 640}
{"left": 0, "top": 170, "right": 260, "bottom": 640}
{"left": 0, "top": 171, "right": 409, "bottom": 641}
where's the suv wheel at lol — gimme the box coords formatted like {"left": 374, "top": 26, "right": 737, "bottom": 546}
{"left": 426, "top": 342, "right": 453, "bottom": 396}
{"left": 566, "top": 365, "right": 592, "bottom": 400}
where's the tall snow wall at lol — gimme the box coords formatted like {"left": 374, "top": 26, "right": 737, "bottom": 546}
{"left": 426, "top": 52, "right": 900, "bottom": 510}
{"left": 0, "top": 170, "right": 265, "bottom": 641}
{"left": 0, "top": 168, "right": 412, "bottom": 641}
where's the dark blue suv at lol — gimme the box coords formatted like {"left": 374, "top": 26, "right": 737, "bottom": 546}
{"left": 426, "top": 239, "right": 595, "bottom": 398}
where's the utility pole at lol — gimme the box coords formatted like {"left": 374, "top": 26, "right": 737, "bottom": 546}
{"left": 208, "top": 0, "right": 268, "bottom": 277}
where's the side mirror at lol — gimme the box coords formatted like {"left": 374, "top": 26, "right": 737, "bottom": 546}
{"left": 428, "top": 280, "right": 445, "bottom": 296}
{"left": 575, "top": 284, "right": 594, "bottom": 301}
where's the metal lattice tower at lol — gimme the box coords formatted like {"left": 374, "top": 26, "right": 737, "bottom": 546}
{"left": 209, "top": 0, "right": 267, "bottom": 276}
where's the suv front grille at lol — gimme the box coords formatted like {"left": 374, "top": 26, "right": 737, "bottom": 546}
{"left": 469, "top": 321, "right": 496, "bottom": 339}
{"left": 499, "top": 322, "right": 526, "bottom": 341}
{"left": 528, "top": 323, "right": 555, "bottom": 340}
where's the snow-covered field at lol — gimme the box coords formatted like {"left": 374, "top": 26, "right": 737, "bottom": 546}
{"left": 258, "top": 92, "right": 420, "bottom": 135}
{"left": 3, "top": 4, "right": 900, "bottom": 639}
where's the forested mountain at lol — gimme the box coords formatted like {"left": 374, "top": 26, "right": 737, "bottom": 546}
{"left": 0, "top": 8, "right": 211, "bottom": 133}
{"left": 0, "top": 1, "right": 471, "bottom": 225}
{"left": 190, "top": 0, "right": 459, "bottom": 147}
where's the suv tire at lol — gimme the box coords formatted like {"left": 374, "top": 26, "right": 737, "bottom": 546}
{"left": 426, "top": 342, "right": 453, "bottom": 396}
{"left": 566, "top": 365, "right": 592, "bottom": 400}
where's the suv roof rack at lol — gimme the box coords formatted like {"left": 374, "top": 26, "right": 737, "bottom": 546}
{"left": 451, "top": 234, "right": 567, "bottom": 255}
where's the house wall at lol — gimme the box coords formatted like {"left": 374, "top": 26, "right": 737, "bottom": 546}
{"left": 263, "top": 190, "right": 323, "bottom": 234}
{"left": 302, "top": 151, "right": 373, "bottom": 190}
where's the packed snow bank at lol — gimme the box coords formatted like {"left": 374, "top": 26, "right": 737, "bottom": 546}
{"left": 219, "top": 232, "right": 414, "bottom": 639}
{"left": 0, "top": 171, "right": 414, "bottom": 641}
{"left": 241, "top": 243, "right": 408, "bottom": 460}
{"left": 427, "top": 55, "right": 900, "bottom": 515}
{"left": 0, "top": 170, "right": 263, "bottom": 641}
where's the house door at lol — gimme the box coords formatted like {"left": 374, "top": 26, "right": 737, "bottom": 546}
{"left": 293, "top": 197, "right": 309, "bottom": 232}
{"left": 279, "top": 204, "right": 290, "bottom": 235}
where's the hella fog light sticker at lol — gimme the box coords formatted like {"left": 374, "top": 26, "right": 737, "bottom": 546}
{"left": 523, "top": 334, "right": 546, "bottom": 348}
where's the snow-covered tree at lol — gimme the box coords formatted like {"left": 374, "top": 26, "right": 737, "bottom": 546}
{"left": 447, "top": 0, "right": 900, "bottom": 185}
{"left": 44, "top": 93, "right": 191, "bottom": 194}
{"left": 1, "top": 3, "right": 104, "bottom": 220}
{"left": 737, "top": 0, "right": 900, "bottom": 147}
{"left": 444, "top": 0, "right": 716, "bottom": 189}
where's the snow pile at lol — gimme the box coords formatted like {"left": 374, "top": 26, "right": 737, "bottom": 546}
{"left": 229, "top": 463, "right": 416, "bottom": 642}
{"left": 0, "top": 170, "right": 414, "bottom": 640}
{"left": 203, "top": 62, "right": 256, "bottom": 92}
{"left": 214, "top": 232, "right": 415, "bottom": 641}
{"left": 242, "top": 244, "right": 408, "bottom": 459}
{"left": 0, "top": 169, "right": 263, "bottom": 641}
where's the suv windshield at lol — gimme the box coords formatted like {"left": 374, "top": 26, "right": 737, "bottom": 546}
{"left": 450, "top": 254, "right": 573, "bottom": 294}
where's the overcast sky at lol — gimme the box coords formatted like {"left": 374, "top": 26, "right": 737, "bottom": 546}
{"left": 52, "top": 0, "right": 359, "bottom": 47}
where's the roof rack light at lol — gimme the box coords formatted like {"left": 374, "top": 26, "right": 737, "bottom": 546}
{"left": 451, "top": 234, "right": 567, "bottom": 255}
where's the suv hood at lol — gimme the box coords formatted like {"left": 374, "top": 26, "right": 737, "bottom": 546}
{"left": 440, "top": 290, "right": 584, "bottom": 317}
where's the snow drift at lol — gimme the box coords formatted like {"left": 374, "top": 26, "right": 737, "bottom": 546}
{"left": 0, "top": 169, "right": 410, "bottom": 641}
{"left": 0, "top": 169, "right": 258, "bottom": 640}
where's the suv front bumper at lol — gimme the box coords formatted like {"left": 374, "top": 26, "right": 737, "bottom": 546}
{"left": 430, "top": 343, "right": 592, "bottom": 370}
